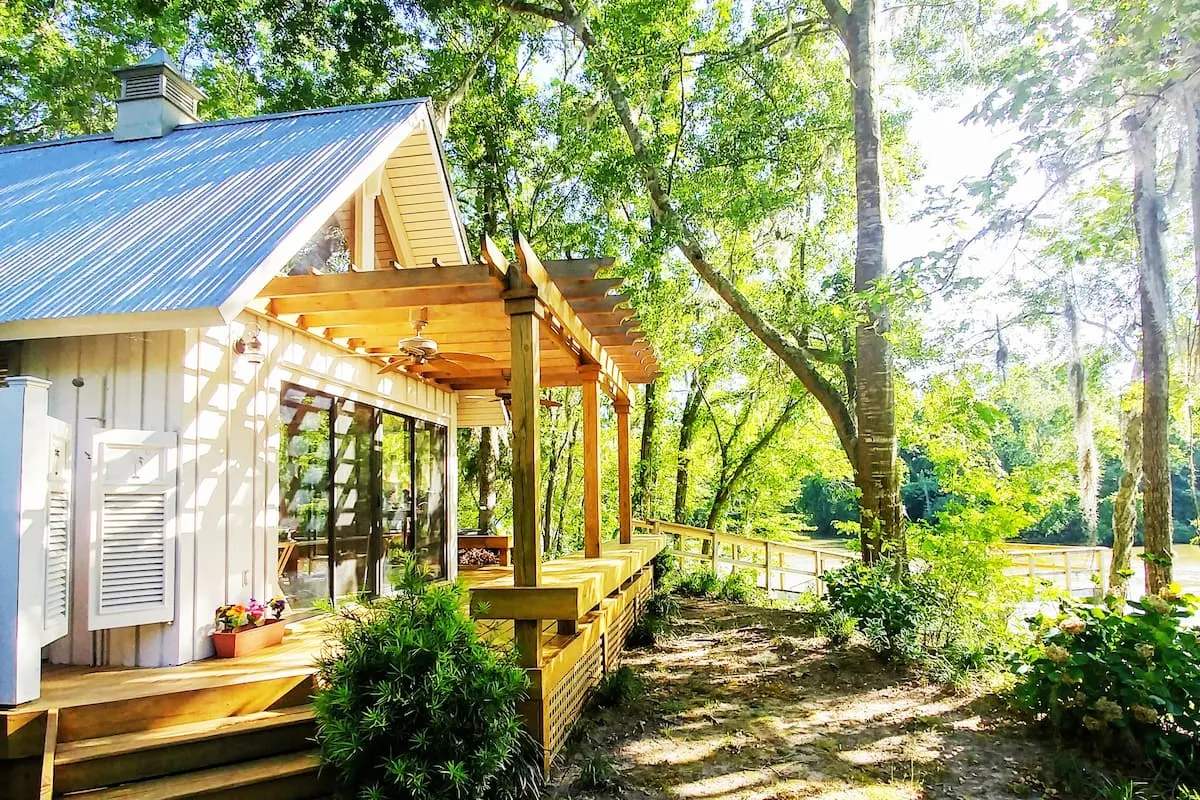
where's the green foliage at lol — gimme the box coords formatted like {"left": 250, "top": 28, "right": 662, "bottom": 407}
{"left": 717, "top": 569, "right": 762, "bottom": 604}
{"left": 675, "top": 567, "right": 722, "bottom": 598}
{"left": 573, "top": 751, "right": 622, "bottom": 792}
{"left": 1010, "top": 590, "right": 1200, "bottom": 779}
{"left": 593, "top": 666, "right": 643, "bottom": 709}
{"left": 825, "top": 560, "right": 928, "bottom": 662}
{"left": 628, "top": 588, "right": 679, "bottom": 648}
{"left": 816, "top": 608, "right": 858, "bottom": 647}
{"left": 313, "top": 556, "right": 536, "bottom": 800}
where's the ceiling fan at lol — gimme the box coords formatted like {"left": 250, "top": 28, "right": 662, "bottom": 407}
{"left": 349, "top": 311, "right": 497, "bottom": 376}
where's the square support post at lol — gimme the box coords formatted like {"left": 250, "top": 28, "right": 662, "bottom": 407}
{"left": 505, "top": 294, "right": 543, "bottom": 668}
{"left": 615, "top": 399, "right": 633, "bottom": 545}
{"left": 0, "top": 376, "right": 51, "bottom": 706}
{"left": 580, "top": 365, "right": 602, "bottom": 559}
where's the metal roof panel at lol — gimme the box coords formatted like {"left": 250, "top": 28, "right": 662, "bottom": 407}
{"left": 0, "top": 100, "right": 424, "bottom": 327}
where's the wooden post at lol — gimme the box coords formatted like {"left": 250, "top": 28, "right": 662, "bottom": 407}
{"left": 506, "top": 292, "right": 543, "bottom": 668}
{"left": 764, "top": 541, "right": 772, "bottom": 595}
{"left": 1028, "top": 553, "right": 1035, "bottom": 580}
{"left": 580, "top": 365, "right": 602, "bottom": 559}
{"left": 1062, "top": 551, "right": 1072, "bottom": 594}
{"left": 710, "top": 532, "right": 718, "bottom": 573}
{"left": 615, "top": 399, "right": 633, "bottom": 544}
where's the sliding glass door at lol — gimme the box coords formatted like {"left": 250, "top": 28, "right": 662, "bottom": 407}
{"left": 278, "top": 384, "right": 448, "bottom": 610}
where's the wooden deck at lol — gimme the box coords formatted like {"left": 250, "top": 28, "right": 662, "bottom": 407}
{"left": 0, "top": 535, "right": 666, "bottom": 795}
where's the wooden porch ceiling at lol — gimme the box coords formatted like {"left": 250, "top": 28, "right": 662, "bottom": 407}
{"left": 255, "top": 246, "right": 659, "bottom": 398}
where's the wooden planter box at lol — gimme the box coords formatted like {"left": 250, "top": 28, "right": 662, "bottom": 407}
{"left": 211, "top": 619, "right": 286, "bottom": 658}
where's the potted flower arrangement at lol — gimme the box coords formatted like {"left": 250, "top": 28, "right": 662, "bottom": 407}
{"left": 211, "top": 596, "right": 288, "bottom": 658}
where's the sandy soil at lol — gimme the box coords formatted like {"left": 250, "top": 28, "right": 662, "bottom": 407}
{"left": 548, "top": 599, "right": 1101, "bottom": 800}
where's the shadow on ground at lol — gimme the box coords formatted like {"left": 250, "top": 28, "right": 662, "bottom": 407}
{"left": 547, "top": 599, "right": 1096, "bottom": 800}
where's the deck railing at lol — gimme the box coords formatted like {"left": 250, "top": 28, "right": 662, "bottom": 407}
{"left": 635, "top": 520, "right": 1109, "bottom": 598}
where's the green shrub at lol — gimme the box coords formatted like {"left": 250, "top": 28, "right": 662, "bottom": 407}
{"left": 651, "top": 550, "right": 678, "bottom": 583}
{"left": 824, "top": 559, "right": 930, "bottom": 661}
{"left": 675, "top": 566, "right": 721, "bottom": 597}
{"left": 718, "top": 569, "right": 762, "bottom": 604}
{"left": 593, "top": 666, "right": 643, "bottom": 709}
{"left": 313, "top": 556, "right": 538, "bottom": 800}
{"left": 574, "top": 751, "right": 621, "bottom": 792}
{"left": 628, "top": 588, "right": 679, "bottom": 648}
{"left": 817, "top": 609, "right": 857, "bottom": 646}
{"left": 1010, "top": 590, "right": 1200, "bottom": 779}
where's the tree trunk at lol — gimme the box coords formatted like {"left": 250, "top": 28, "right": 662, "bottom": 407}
{"left": 1110, "top": 405, "right": 1142, "bottom": 598}
{"left": 497, "top": 0, "right": 904, "bottom": 567}
{"left": 1064, "top": 291, "right": 1099, "bottom": 544}
{"left": 673, "top": 372, "right": 707, "bottom": 524}
{"left": 553, "top": 417, "right": 579, "bottom": 555}
{"left": 1128, "top": 106, "right": 1173, "bottom": 594}
{"left": 477, "top": 425, "right": 498, "bottom": 533}
{"left": 1185, "top": 90, "right": 1200, "bottom": 529}
{"left": 635, "top": 379, "right": 659, "bottom": 518}
{"left": 704, "top": 398, "right": 801, "bottom": 530}
{"left": 842, "top": 0, "right": 903, "bottom": 566}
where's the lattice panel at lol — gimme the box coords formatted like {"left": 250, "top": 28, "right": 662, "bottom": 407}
{"left": 546, "top": 639, "right": 603, "bottom": 758}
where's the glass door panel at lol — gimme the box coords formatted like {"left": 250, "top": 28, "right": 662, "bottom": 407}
{"left": 380, "top": 412, "right": 413, "bottom": 590}
{"left": 413, "top": 420, "right": 447, "bottom": 579}
{"left": 331, "top": 399, "right": 375, "bottom": 600}
{"left": 278, "top": 387, "right": 333, "bottom": 611}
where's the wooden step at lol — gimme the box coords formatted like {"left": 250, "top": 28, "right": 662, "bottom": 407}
{"left": 65, "top": 750, "right": 328, "bottom": 800}
{"left": 54, "top": 707, "right": 316, "bottom": 795}
{"left": 56, "top": 671, "right": 316, "bottom": 742}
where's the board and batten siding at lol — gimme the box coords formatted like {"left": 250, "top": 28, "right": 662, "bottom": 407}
{"left": 20, "top": 330, "right": 188, "bottom": 669}
{"left": 20, "top": 313, "right": 456, "bottom": 668}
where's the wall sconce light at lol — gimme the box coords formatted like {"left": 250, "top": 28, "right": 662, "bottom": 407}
{"left": 234, "top": 324, "right": 265, "bottom": 366}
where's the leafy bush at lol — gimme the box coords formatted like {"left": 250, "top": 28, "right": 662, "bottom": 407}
{"left": 593, "top": 666, "right": 643, "bottom": 709}
{"left": 313, "top": 556, "right": 537, "bottom": 800}
{"left": 574, "top": 752, "right": 621, "bottom": 792}
{"left": 651, "top": 549, "right": 678, "bottom": 583}
{"left": 458, "top": 547, "right": 500, "bottom": 566}
{"left": 1010, "top": 590, "right": 1200, "bottom": 778}
{"left": 717, "top": 569, "right": 762, "bottom": 604}
{"left": 817, "top": 608, "right": 857, "bottom": 646}
{"left": 675, "top": 566, "right": 721, "bottom": 597}
{"left": 824, "top": 559, "right": 929, "bottom": 661}
{"left": 824, "top": 545, "right": 1017, "bottom": 673}
{"left": 628, "top": 588, "right": 679, "bottom": 648}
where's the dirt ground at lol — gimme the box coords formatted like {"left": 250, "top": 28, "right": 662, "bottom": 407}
{"left": 548, "top": 599, "right": 1113, "bottom": 800}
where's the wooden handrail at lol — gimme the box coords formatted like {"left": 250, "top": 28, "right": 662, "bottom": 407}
{"left": 637, "top": 519, "right": 1109, "bottom": 598}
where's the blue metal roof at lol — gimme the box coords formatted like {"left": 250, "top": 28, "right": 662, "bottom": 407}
{"left": 0, "top": 99, "right": 426, "bottom": 329}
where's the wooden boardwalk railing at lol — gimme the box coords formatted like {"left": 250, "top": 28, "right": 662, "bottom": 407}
{"left": 635, "top": 520, "right": 1109, "bottom": 598}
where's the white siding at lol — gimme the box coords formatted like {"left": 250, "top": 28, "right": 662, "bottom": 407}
{"left": 22, "top": 317, "right": 454, "bottom": 667}
{"left": 21, "top": 331, "right": 187, "bottom": 668}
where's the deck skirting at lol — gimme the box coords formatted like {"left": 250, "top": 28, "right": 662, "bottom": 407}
{"left": 519, "top": 566, "right": 654, "bottom": 768}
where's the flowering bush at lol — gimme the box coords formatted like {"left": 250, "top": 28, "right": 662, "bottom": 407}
{"left": 459, "top": 547, "right": 500, "bottom": 566}
{"left": 214, "top": 596, "right": 287, "bottom": 632}
{"left": 1010, "top": 589, "right": 1200, "bottom": 777}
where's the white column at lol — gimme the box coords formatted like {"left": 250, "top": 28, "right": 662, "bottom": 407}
{"left": 0, "top": 376, "right": 51, "bottom": 706}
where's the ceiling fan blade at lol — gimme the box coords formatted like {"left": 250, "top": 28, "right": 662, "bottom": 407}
{"left": 377, "top": 358, "right": 409, "bottom": 375}
{"left": 437, "top": 351, "right": 496, "bottom": 364}
{"left": 431, "top": 358, "right": 473, "bottom": 376}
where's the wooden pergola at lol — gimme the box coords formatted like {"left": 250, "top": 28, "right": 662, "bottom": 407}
{"left": 255, "top": 234, "right": 659, "bottom": 666}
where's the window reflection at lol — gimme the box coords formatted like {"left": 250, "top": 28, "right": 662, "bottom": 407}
{"left": 277, "top": 384, "right": 448, "bottom": 609}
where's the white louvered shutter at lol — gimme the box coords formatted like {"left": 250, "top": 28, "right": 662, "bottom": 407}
{"left": 89, "top": 430, "right": 178, "bottom": 630}
{"left": 43, "top": 418, "right": 72, "bottom": 645}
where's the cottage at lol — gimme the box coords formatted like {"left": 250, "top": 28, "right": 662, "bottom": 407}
{"left": 0, "top": 51, "right": 662, "bottom": 795}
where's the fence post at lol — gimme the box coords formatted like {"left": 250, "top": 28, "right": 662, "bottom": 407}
{"left": 1095, "top": 548, "right": 1106, "bottom": 596}
{"left": 815, "top": 553, "right": 825, "bottom": 596}
{"left": 764, "top": 541, "right": 772, "bottom": 593}
{"left": 1027, "top": 553, "right": 1035, "bottom": 580}
{"left": 1062, "top": 551, "right": 1072, "bottom": 594}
